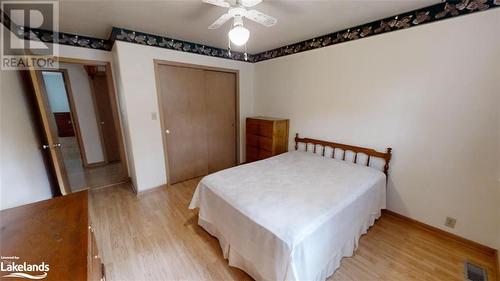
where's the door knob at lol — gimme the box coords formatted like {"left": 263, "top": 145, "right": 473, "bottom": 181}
{"left": 165, "top": 129, "right": 170, "bottom": 134}
{"left": 53, "top": 143, "right": 61, "bottom": 148}
{"left": 100, "top": 122, "right": 104, "bottom": 125}
{"left": 42, "top": 144, "right": 50, "bottom": 149}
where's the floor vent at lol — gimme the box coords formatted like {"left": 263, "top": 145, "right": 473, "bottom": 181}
{"left": 465, "top": 262, "right": 488, "bottom": 281}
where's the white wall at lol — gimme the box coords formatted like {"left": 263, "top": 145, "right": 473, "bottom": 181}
{"left": 111, "top": 48, "right": 137, "bottom": 191}
{"left": 112, "top": 41, "right": 254, "bottom": 192}
{"left": 43, "top": 72, "right": 71, "bottom": 112}
{"left": 59, "top": 63, "right": 105, "bottom": 164}
{"left": 254, "top": 9, "right": 500, "bottom": 248}
{"left": 497, "top": 47, "right": 500, "bottom": 257}
{"left": 0, "top": 70, "right": 53, "bottom": 210}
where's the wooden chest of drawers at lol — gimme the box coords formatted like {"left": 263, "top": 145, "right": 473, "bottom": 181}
{"left": 0, "top": 191, "right": 104, "bottom": 281}
{"left": 246, "top": 117, "right": 289, "bottom": 162}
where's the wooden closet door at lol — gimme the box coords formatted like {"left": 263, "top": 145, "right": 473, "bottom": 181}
{"left": 205, "top": 71, "right": 237, "bottom": 173}
{"left": 157, "top": 65, "right": 209, "bottom": 184}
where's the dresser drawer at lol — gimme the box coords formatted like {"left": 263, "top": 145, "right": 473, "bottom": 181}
{"left": 245, "top": 154, "right": 259, "bottom": 163}
{"left": 247, "top": 134, "right": 273, "bottom": 152}
{"left": 258, "top": 149, "right": 273, "bottom": 159}
{"left": 246, "top": 134, "right": 259, "bottom": 147}
{"left": 246, "top": 146, "right": 273, "bottom": 162}
{"left": 246, "top": 145, "right": 259, "bottom": 163}
{"left": 246, "top": 119, "right": 260, "bottom": 135}
{"left": 258, "top": 136, "right": 273, "bottom": 152}
{"left": 246, "top": 119, "right": 274, "bottom": 137}
{"left": 246, "top": 145, "right": 259, "bottom": 157}
{"left": 258, "top": 121, "right": 274, "bottom": 137}
{"left": 246, "top": 117, "right": 289, "bottom": 163}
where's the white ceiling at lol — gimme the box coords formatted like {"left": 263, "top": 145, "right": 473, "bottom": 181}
{"left": 58, "top": 0, "right": 440, "bottom": 53}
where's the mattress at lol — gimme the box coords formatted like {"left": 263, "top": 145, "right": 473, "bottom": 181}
{"left": 189, "top": 151, "right": 386, "bottom": 281}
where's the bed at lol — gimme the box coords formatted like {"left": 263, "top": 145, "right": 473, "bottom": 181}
{"left": 189, "top": 134, "right": 392, "bottom": 281}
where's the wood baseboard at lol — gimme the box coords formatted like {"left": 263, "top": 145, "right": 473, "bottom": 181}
{"left": 90, "top": 178, "right": 131, "bottom": 191}
{"left": 84, "top": 161, "right": 107, "bottom": 168}
{"left": 135, "top": 184, "right": 167, "bottom": 196}
{"left": 496, "top": 251, "right": 500, "bottom": 281}
{"left": 382, "top": 209, "right": 496, "bottom": 257}
{"left": 129, "top": 179, "right": 137, "bottom": 194}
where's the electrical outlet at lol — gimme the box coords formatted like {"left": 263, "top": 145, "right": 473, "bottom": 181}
{"left": 445, "top": 217, "right": 456, "bottom": 229}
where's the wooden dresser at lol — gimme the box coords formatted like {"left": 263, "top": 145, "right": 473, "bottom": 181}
{"left": 0, "top": 191, "right": 104, "bottom": 281}
{"left": 246, "top": 116, "right": 289, "bottom": 162}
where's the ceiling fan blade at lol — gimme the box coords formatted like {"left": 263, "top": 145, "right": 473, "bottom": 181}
{"left": 245, "top": 9, "right": 277, "bottom": 27}
{"left": 202, "top": 0, "right": 231, "bottom": 8}
{"left": 208, "top": 13, "right": 233, "bottom": 29}
{"left": 240, "top": 0, "right": 262, "bottom": 7}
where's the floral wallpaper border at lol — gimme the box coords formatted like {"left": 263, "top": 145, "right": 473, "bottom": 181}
{"left": 2, "top": 0, "right": 499, "bottom": 63}
{"left": 1, "top": 10, "right": 112, "bottom": 51}
{"left": 110, "top": 27, "right": 251, "bottom": 62}
{"left": 251, "top": 0, "right": 500, "bottom": 62}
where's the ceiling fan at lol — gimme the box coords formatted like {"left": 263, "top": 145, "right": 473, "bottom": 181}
{"left": 203, "top": 0, "right": 277, "bottom": 46}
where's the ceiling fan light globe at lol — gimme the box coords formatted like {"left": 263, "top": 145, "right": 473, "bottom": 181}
{"left": 228, "top": 26, "right": 250, "bottom": 46}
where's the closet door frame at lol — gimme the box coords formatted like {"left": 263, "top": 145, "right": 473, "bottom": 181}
{"left": 153, "top": 59, "right": 240, "bottom": 185}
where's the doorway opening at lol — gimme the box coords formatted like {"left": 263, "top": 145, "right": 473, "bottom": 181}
{"left": 31, "top": 60, "right": 128, "bottom": 193}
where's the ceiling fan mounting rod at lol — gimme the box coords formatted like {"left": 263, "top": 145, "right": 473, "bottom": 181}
{"left": 233, "top": 16, "right": 244, "bottom": 27}
{"left": 228, "top": 7, "right": 246, "bottom": 17}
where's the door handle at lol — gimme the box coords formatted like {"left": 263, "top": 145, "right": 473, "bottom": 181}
{"left": 100, "top": 122, "right": 104, "bottom": 125}
{"left": 53, "top": 143, "right": 61, "bottom": 148}
{"left": 165, "top": 129, "right": 170, "bottom": 134}
{"left": 42, "top": 144, "right": 50, "bottom": 149}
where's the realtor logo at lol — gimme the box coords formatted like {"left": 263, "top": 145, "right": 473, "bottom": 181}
{"left": 1, "top": 1, "right": 58, "bottom": 70}
{"left": 1, "top": 256, "right": 49, "bottom": 279}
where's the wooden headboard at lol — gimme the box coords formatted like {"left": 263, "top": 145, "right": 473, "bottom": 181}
{"left": 294, "top": 133, "right": 392, "bottom": 176}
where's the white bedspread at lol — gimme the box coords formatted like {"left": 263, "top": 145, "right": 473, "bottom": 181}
{"left": 189, "top": 151, "right": 386, "bottom": 281}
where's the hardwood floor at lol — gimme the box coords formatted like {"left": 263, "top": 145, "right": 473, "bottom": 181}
{"left": 67, "top": 161, "right": 125, "bottom": 192}
{"left": 60, "top": 136, "right": 127, "bottom": 191}
{"left": 89, "top": 179, "right": 498, "bottom": 281}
